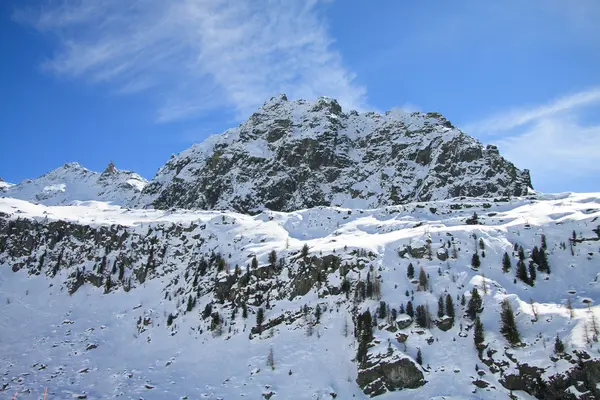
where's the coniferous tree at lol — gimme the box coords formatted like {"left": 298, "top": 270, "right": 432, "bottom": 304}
{"left": 186, "top": 295, "right": 195, "bottom": 312}
{"left": 268, "top": 250, "right": 277, "bottom": 266}
{"left": 399, "top": 303, "right": 405, "bottom": 314}
{"left": 471, "top": 253, "right": 481, "bottom": 268}
{"left": 554, "top": 334, "right": 565, "bottom": 354}
{"left": 256, "top": 307, "right": 265, "bottom": 332}
{"left": 418, "top": 267, "right": 428, "bottom": 291}
{"left": 461, "top": 294, "right": 466, "bottom": 306}
{"left": 406, "top": 301, "right": 415, "bottom": 318}
{"left": 479, "top": 238, "right": 485, "bottom": 250}
{"left": 416, "top": 348, "right": 423, "bottom": 365}
{"left": 518, "top": 246, "right": 525, "bottom": 261}
{"left": 538, "top": 249, "right": 550, "bottom": 273}
{"left": 502, "top": 252, "right": 512, "bottom": 273}
{"left": 242, "top": 303, "right": 248, "bottom": 319}
{"left": 500, "top": 299, "right": 521, "bottom": 345}
{"left": 356, "top": 310, "right": 373, "bottom": 366}
{"left": 466, "top": 288, "right": 482, "bottom": 320}
{"left": 437, "top": 295, "right": 445, "bottom": 318}
{"left": 541, "top": 234, "right": 548, "bottom": 250}
{"left": 516, "top": 259, "right": 528, "bottom": 283}
{"left": 531, "top": 246, "right": 540, "bottom": 265}
{"left": 528, "top": 261, "right": 537, "bottom": 285}
{"left": 301, "top": 243, "right": 309, "bottom": 258}
{"left": 474, "top": 317, "right": 485, "bottom": 346}
{"left": 315, "top": 304, "right": 322, "bottom": 323}
{"left": 407, "top": 263, "right": 415, "bottom": 279}
{"left": 251, "top": 255, "right": 258, "bottom": 270}
{"left": 378, "top": 301, "right": 387, "bottom": 319}
{"left": 415, "top": 305, "right": 432, "bottom": 328}
{"left": 167, "top": 313, "right": 174, "bottom": 327}
{"left": 445, "top": 294, "right": 455, "bottom": 320}
{"left": 366, "top": 272, "right": 374, "bottom": 299}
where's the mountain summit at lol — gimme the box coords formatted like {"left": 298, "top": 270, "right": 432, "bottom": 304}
{"left": 137, "top": 95, "right": 532, "bottom": 212}
{"left": 1, "top": 162, "right": 147, "bottom": 206}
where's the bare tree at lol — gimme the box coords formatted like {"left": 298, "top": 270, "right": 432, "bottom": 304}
{"left": 267, "top": 346, "right": 275, "bottom": 370}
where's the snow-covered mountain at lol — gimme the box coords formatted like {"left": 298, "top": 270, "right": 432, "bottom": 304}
{"left": 136, "top": 95, "right": 532, "bottom": 212}
{"left": 1, "top": 162, "right": 147, "bottom": 206}
{"left": 2, "top": 193, "right": 600, "bottom": 399}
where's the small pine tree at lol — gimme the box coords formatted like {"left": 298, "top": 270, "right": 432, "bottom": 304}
{"left": 541, "top": 234, "right": 547, "bottom": 250}
{"left": 466, "top": 288, "right": 482, "bottom": 320}
{"left": 418, "top": 267, "right": 428, "bottom": 291}
{"left": 554, "top": 334, "right": 565, "bottom": 354}
{"left": 516, "top": 259, "right": 528, "bottom": 283}
{"left": 471, "top": 253, "right": 481, "bottom": 268}
{"left": 500, "top": 299, "right": 521, "bottom": 345}
{"left": 268, "top": 250, "right": 277, "bottom": 266}
{"left": 251, "top": 255, "right": 258, "bottom": 270}
{"left": 461, "top": 294, "right": 466, "bottom": 306}
{"left": 242, "top": 303, "right": 248, "bottom": 319}
{"left": 301, "top": 243, "right": 309, "bottom": 258}
{"left": 256, "top": 307, "right": 265, "bottom": 332}
{"left": 474, "top": 317, "right": 485, "bottom": 346}
{"left": 167, "top": 313, "right": 174, "bottom": 327}
{"left": 502, "top": 252, "right": 512, "bottom": 273}
{"left": 538, "top": 249, "right": 550, "bottom": 274}
{"left": 406, "top": 301, "right": 414, "bottom": 318}
{"left": 407, "top": 263, "right": 415, "bottom": 279}
{"left": 315, "top": 304, "right": 322, "bottom": 323}
{"left": 445, "top": 294, "right": 455, "bottom": 319}
{"left": 518, "top": 246, "right": 525, "bottom": 261}
{"left": 399, "top": 303, "right": 405, "bottom": 314}
{"left": 437, "top": 295, "right": 445, "bottom": 318}
{"left": 416, "top": 348, "right": 423, "bottom": 365}
{"left": 378, "top": 301, "right": 387, "bottom": 319}
{"left": 479, "top": 238, "right": 485, "bottom": 250}
{"left": 186, "top": 295, "right": 195, "bottom": 312}
{"left": 528, "top": 261, "right": 537, "bottom": 285}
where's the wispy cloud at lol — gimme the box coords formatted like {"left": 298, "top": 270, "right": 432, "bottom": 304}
{"left": 465, "top": 88, "right": 600, "bottom": 192}
{"left": 14, "top": 0, "right": 366, "bottom": 122}
{"left": 466, "top": 87, "right": 600, "bottom": 135}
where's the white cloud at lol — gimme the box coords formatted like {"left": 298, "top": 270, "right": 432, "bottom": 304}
{"left": 465, "top": 87, "right": 600, "bottom": 135}
{"left": 465, "top": 88, "right": 600, "bottom": 192}
{"left": 15, "top": 0, "right": 366, "bottom": 122}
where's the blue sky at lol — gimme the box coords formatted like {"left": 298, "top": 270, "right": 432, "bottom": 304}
{"left": 1, "top": 0, "right": 599, "bottom": 193}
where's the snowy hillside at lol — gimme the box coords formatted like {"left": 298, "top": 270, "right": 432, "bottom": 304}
{"left": 136, "top": 95, "right": 532, "bottom": 212}
{"left": 1, "top": 193, "right": 600, "bottom": 399}
{"left": 1, "top": 162, "right": 147, "bottom": 206}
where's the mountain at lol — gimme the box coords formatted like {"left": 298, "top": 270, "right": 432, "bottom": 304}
{"left": 136, "top": 95, "right": 532, "bottom": 212}
{"left": 1, "top": 161, "right": 147, "bottom": 206}
{"left": 2, "top": 193, "right": 600, "bottom": 399}
{"left": 0, "top": 177, "right": 13, "bottom": 192}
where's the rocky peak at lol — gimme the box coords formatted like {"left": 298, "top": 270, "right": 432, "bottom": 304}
{"left": 136, "top": 96, "right": 532, "bottom": 213}
{"left": 103, "top": 161, "right": 117, "bottom": 175}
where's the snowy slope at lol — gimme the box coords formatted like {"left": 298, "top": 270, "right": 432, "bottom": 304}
{"left": 1, "top": 162, "right": 147, "bottom": 206}
{"left": 136, "top": 95, "right": 532, "bottom": 212}
{"left": 1, "top": 193, "right": 600, "bottom": 399}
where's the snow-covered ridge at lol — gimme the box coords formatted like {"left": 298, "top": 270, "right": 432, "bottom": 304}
{"left": 1, "top": 193, "right": 600, "bottom": 398}
{"left": 1, "top": 161, "right": 147, "bottom": 206}
{"left": 136, "top": 95, "right": 532, "bottom": 212}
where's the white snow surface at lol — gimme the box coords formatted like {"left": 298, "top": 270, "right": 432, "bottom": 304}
{"left": 1, "top": 162, "right": 147, "bottom": 206}
{"left": 1, "top": 192, "right": 600, "bottom": 399}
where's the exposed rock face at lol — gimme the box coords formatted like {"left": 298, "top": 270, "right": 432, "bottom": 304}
{"left": 500, "top": 357, "right": 600, "bottom": 399}
{"left": 356, "top": 352, "right": 425, "bottom": 396}
{"left": 136, "top": 95, "right": 532, "bottom": 212}
{"left": 2, "top": 162, "right": 147, "bottom": 206}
